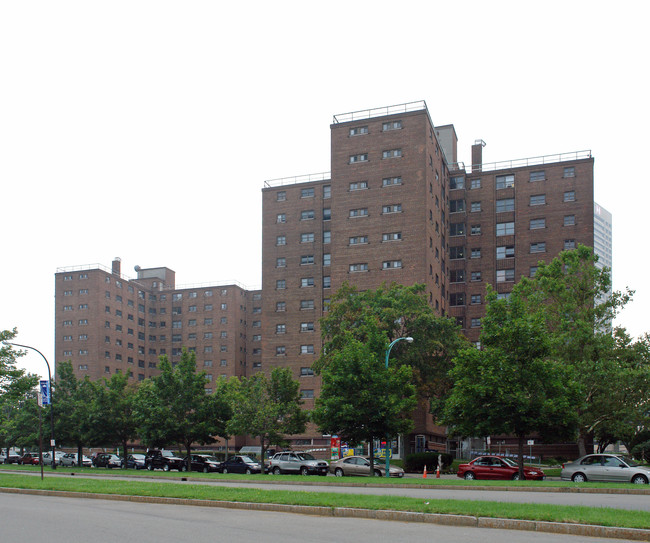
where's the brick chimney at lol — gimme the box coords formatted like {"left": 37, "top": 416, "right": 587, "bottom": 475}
{"left": 472, "top": 139, "right": 486, "bottom": 172}
{"left": 112, "top": 257, "right": 121, "bottom": 275}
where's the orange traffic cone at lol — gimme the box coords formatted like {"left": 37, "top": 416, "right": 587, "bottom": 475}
{"left": 423, "top": 465, "right": 427, "bottom": 478}
{"left": 436, "top": 465, "right": 440, "bottom": 478}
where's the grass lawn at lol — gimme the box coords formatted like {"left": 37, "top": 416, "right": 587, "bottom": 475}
{"left": 0, "top": 472, "right": 649, "bottom": 530}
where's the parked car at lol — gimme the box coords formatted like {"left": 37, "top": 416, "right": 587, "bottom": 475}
{"left": 219, "top": 455, "right": 262, "bottom": 474}
{"left": 17, "top": 452, "right": 40, "bottom": 465}
{"left": 61, "top": 453, "right": 92, "bottom": 467}
{"left": 92, "top": 453, "right": 122, "bottom": 469}
{"left": 561, "top": 454, "right": 650, "bottom": 484}
{"left": 2, "top": 452, "right": 22, "bottom": 464}
{"left": 145, "top": 450, "right": 184, "bottom": 472}
{"left": 42, "top": 451, "right": 65, "bottom": 466}
{"left": 329, "top": 456, "right": 405, "bottom": 478}
{"left": 457, "top": 455, "right": 545, "bottom": 481}
{"left": 182, "top": 454, "right": 221, "bottom": 473}
{"left": 122, "top": 453, "right": 146, "bottom": 470}
{"left": 268, "top": 451, "right": 328, "bottom": 476}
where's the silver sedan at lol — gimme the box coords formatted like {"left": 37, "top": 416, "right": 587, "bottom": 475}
{"left": 561, "top": 454, "right": 650, "bottom": 484}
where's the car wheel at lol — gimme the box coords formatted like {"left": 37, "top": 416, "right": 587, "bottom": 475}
{"left": 203, "top": 466, "right": 209, "bottom": 473}
{"left": 222, "top": 467, "right": 228, "bottom": 474}
{"left": 335, "top": 468, "right": 344, "bottom": 477}
{"left": 632, "top": 474, "right": 649, "bottom": 484}
{"left": 181, "top": 465, "right": 188, "bottom": 472}
{"left": 301, "top": 467, "right": 310, "bottom": 476}
{"left": 147, "top": 464, "right": 153, "bottom": 471}
{"left": 572, "top": 472, "right": 587, "bottom": 483}
{"left": 373, "top": 469, "right": 382, "bottom": 477}
{"left": 246, "top": 468, "right": 252, "bottom": 475}
{"left": 512, "top": 473, "right": 522, "bottom": 480}
{"left": 273, "top": 467, "right": 281, "bottom": 475}
{"left": 464, "top": 471, "right": 476, "bottom": 480}
{"left": 163, "top": 464, "right": 170, "bottom": 472}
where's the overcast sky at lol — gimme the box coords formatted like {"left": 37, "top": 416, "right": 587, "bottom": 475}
{"left": 2, "top": 1, "right": 648, "bottom": 377}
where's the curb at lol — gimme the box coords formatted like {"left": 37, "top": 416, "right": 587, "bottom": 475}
{"left": 2, "top": 487, "right": 649, "bottom": 541}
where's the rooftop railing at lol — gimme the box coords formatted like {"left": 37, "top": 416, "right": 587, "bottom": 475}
{"left": 450, "top": 150, "right": 592, "bottom": 173}
{"left": 264, "top": 171, "right": 331, "bottom": 188}
{"left": 333, "top": 100, "right": 428, "bottom": 124}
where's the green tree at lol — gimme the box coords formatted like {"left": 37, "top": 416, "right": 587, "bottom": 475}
{"left": 225, "top": 367, "right": 308, "bottom": 471}
{"left": 316, "top": 282, "right": 467, "bottom": 399}
{"left": 442, "top": 287, "right": 579, "bottom": 477}
{"left": 1, "top": 330, "right": 40, "bottom": 457}
{"left": 312, "top": 329, "right": 417, "bottom": 475}
{"left": 516, "top": 245, "right": 635, "bottom": 455}
{"left": 135, "top": 349, "right": 230, "bottom": 469}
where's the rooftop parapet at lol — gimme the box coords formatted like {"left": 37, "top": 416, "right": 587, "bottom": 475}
{"left": 450, "top": 150, "right": 592, "bottom": 174}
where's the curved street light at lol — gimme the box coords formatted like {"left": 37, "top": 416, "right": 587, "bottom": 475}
{"left": 384, "top": 336, "right": 413, "bottom": 478}
{"left": 3, "top": 342, "right": 56, "bottom": 470}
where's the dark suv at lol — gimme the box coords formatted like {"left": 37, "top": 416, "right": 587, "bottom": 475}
{"left": 145, "top": 450, "right": 184, "bottom": 471}
{"left": 268, "top": 451, "right": 329, "bottom": 476}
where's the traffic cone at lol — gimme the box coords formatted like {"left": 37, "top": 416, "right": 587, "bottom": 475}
{"left": 436, "top": 465, "right": 440, "bottom": 478}
{"left": 423, "top": 465, "right": 427, "bottom": 478}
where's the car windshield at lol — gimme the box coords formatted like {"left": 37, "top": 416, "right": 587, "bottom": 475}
{"left": 618, "top": 456, "right": 639, "bottom": 467}
{"left": 240, "top": 456, "right": 256, "bottom": 463}
{"left": 501, "top": 457, "right": 517, "bottom": 467}
{"left": 203, "top": 456, "right": 219, "bottom": 462}
{"left": 161, "top": 451, "right": 175, "bottom": 457}
{"left": 297, "top": 453, "right": 315, "bottom": 461}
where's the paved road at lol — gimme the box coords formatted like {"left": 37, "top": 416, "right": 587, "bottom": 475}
{"left": 0, "top": 492, "right": 637, "bottom": 543}
{"left": 13, "top": 469, "right": 650, "bottom": 512}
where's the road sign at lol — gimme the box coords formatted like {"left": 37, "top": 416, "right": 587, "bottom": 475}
{"left": 39, "top": 380, "right": 50, "bottom": 406}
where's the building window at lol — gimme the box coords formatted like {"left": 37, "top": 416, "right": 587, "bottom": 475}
{"left": 496, "top": 269, "right": 515, "bottom": 283}
{"left": 189, "top": 305, "right": 197, "bottom": 312}
{"left": 564, "top": 239, "right": 576, "bottom": 250}
{"left": 449, "top": 293, "right": 465, "bottom": 306}
{"left": 563, "top": 167, "right": 575, "bottom": 178}
{"left": 530, "top": 266, "right": 538, "bottom": 277}
{"left": 172, "top": 293, "right": 182, "bottom": 301}
{"left": 323, "top": 185, "right": 331, "bottom": 199}
{"left": 276, "top": 257, "right": 286, "bottom": 268}
{"left": 496, "top": 174, "right": 515, "bottom": 189}
{"left": 301, "top": 277, "right": 315, "bottom": 287}
{"left": 323, "top": 208, "right": 331, "bottom": 221}
{"left": 450, "top": 199, "right": 465, "bottom": 213}
{"left": 276, "top": 279, "right": 286, "bottom": 289}
{"left": 300, "top": 322, "right": 314, "bottom": 332}
{"left": 277, "top": 191, "right": 286, "bottom": 201}
{"left": 276, "top": 213, "right": 286, "bottom": 223}
{"left": 564, "top": 190, "right": 576, "bottom": 202}
{"left": 449, "top": 223, "right": 465, "bottom": 236}
{"left": 276, "top": 235, "right": 286, "bottom": 246}
{"left": 468, "top": 201, "right": 480, "bottom": 213}
{"left": 449, "top": 176, "right": 465, "bottom": 189}
{"left": 323, "top": 231, "right": 331, "bottom": 243}
{"left": 529, "top": 171, "right": 545, "bottom": 182}
{"left": 300, "top": 367, "right": 314, "bottom": 376}
{"left": 323, "top": 276, "right": 331, "bottom": 288}
{"left": 470, "top": 178, "right": 481, "bottom": 189}
{"left": 382, "top": 149, "right": 402, "bottom": 159}
{"left": 496, "top": 198, "right": 514, "bottom": 212}
{"left": 382, "top": 232, "right": 401, "bottom": 242}
{"left": 301, "top": 210, "right": 315, "bottom": 220}
{"left": 530, "top": 242, "right": 546, "bottom": 253}
{"left": 470, "top": 224, "right": 481, "bottom": 235}
{"left": 349, "top": 153, "right": 368, "bottom": 164}
{"left": 301, "top": 389, "right": 315, "bottom": 399}
{"left": 349, "top": 263, "right": 368, "bottom": 272}
{"left": 301, "top": 187, "right": 315, "bottom": 198}
{"left": 450, "top": 269, "right": 465, "bottom": 283}
{"left": 276, "top": 301, "right": 286, "bottom": 312}
{"left": 471, "top": 318, "right": 482, "bottom": 328}
{"left": 323, "top": 253, "right": 331, "bottom": 266}
{"left": 349, "top": 181, "right": 368, "bottom": 191}
{"left": 382, "top": 120, "right": 402, "bottom": 131}
{"left": 471, "top": 271, "right": 482, "bottom": 281}
{"left": 349, "top": 126, "right": 368, "bottom": 136}
{"left": 471, "top": 294, "right": 481, "bottom": 305}
{"left": 300, "top": 255, "right": 314, "bottom": 265}
{"left": 449, "top": 246, "right": 465, "bottom": 260}
{"left": 497, "top": 245, "right": 515, "bottom": 259}
{"left": 300, "top": 300, "right": 314, "bottom": 310}
{"left": 276, "top": 346, "right": 286, "bottom": 356}
{"left": 382, "top": 204, "right": 402, "bottom": 214}
{"left": 530, "top": 194, "right": 546, "bottom": 206}
{"left": 529, "top": 218, "right": 546, "bottom": 230}
{"left": 471, "top": 248, "right": 481, "bottom": 258}
{"left": 349, "top": 208, "right": 368, "bottom": 218}
{"left": 564, "top": 215, "right": 576, "bottom": 226}
{"left": 382, "top": 176, "right": 402, "bottom": 187}
{"left": 349, "top": 235, "right": 368, "bottom": 245}
{"left": 300, "top": 233, "right": 315, "bottom": 242}
{"left": 382, "top": 260, "right": 402, "bottom": 270}
{"left": 300, "top": 345, "right": 315, "bottom": 355}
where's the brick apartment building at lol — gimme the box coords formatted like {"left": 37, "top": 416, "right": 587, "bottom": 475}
{"left": 55, "top": 100, "right": 603, "bottom": 457}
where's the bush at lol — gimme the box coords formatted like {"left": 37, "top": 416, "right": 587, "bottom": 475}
{"left": 403, "top": 452, "right": 453, "bottom": 473}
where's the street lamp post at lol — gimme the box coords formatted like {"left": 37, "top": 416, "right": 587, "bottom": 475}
{"left": 3, "top": 342, "right": 56, "bottom": 470}
{"left": 384, "top": 336, "right": 413, "bottom": 478}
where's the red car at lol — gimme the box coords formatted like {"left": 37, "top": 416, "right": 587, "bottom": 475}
{"left": 457, "top": 455, "right": 545, "bottom": 480}
{"left": 19, "top": 453, "right": 41, "bottom": 465}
